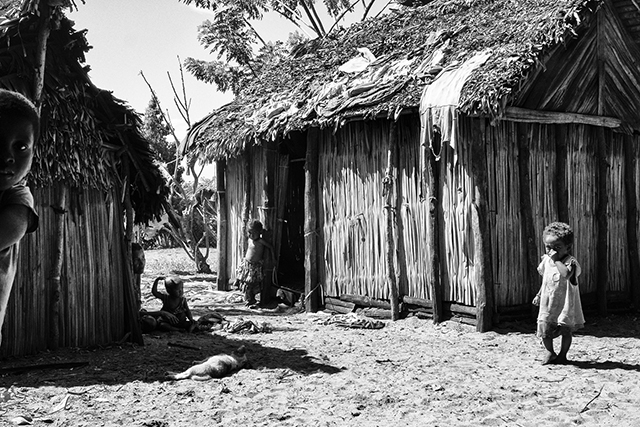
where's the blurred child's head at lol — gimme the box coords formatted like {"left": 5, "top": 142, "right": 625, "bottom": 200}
{"left": 246, "top": 219, "right": 264, "bottom": 240}
{"left": 164, "top": 276, "right": 184, "bottom": 297}
{"left": 543, "top": 222, "right": 573, "bottom": 257}
{"left": 0, "top": 89, "right": 39, "bottom": 191}
{"left": 140, "top": 315, "right": 157, "bottom": 333}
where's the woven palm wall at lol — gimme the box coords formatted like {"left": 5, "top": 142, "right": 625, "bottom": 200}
{"left": 1, "top": 185, "right": 127, "bottom": 357}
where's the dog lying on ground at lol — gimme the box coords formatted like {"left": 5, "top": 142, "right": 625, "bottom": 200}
{"left": 166, "top": 346, "right": 248, "bottom": 381}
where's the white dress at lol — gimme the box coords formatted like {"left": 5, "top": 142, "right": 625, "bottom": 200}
{"left": 536, "top": 254, "right": 585, "bottom": 331}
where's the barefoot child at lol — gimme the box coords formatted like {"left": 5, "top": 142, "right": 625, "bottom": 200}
{"left": 0, "top": 90, "right": 39, "bottom": 346}
{"left": 236, "top": 219, "right": 274, "bottom": 307}
{"left": 533, "top": 222, "right": 584, "bottom": 365}
{"left": 151, "top": 276, "right": 196, "bottom": 332}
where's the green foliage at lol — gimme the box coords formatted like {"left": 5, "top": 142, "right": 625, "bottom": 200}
{"left": 179, "top": 0, "right": 381, "bottom": 94}
{"left": 142, "top": 97, "right": 175, "bottom": 170}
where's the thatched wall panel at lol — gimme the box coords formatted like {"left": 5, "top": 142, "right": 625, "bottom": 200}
{"left": 605, "top": 133, "right": 628, "bottom": 293}
{"left": 484, "top": 121, "right": 530, "bottom": 307}
{"left": 438, "top": 119, "right": 476, "bottom": 306}
{"left": 398, "top": 116, "right": 431, "bottom": 300}
{"left": 1, "top": 186, "right": 127, "bottom": 357}
{"left": 319, "top": 122, "right": 390, "bottom": 298}
{"left": 565, "top": 125, "right": 598, "bottom": 294}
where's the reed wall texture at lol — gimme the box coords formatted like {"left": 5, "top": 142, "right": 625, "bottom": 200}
{"left": 1, "top": 185, "right": 127, "bottom": 358}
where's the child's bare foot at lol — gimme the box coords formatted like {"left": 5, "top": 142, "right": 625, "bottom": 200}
{"left": 552, "top": 355, "right": 569, "bottom": 365}
{"left": 542, "top": 352, "right": 557, "bottom": 365}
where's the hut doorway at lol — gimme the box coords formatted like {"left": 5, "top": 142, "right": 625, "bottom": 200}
{"left": 276, "top": 139, "right": 306, "bottom": 297}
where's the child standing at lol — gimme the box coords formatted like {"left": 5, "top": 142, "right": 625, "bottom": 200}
{"left": 0, "top": 90, "right": 39, "bottom": 346}
{"left": 151, "top": 276, "right": 196, "bottom": 332}
{"left": 533, "top": 222, "right": 584, "bottom": 365}
{"left": 236, "top": 219, "right": 274, "bottom": 307}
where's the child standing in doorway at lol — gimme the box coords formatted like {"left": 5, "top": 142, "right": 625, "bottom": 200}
{"left": 236, "top": 219, "right": 274, "bottom": 308}
{"left": 533, "top": 222, "right": 584, "bottom": 365}
{"left": 0, "top": 89, "right": 39, "bottom": 346}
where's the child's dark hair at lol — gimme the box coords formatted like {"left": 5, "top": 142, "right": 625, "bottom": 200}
{"left": 0, "top": 89, "right": 40, "bottom": 138}
{"left": 247, "top": 219, "right": 264, "bottom": 234}
{"left": 543, "top": 222, "right": 574, "bottom": 245}
{"left": 164, "top": 276, "right": 183, "bottom": 291}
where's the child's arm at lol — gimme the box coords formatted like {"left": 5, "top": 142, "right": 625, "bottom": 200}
{"left": 548, "top": 250, "right": 574, "bottom": 280}
{"left": 259, "top": 238, "right": 276, "bottom": 262}
{"left": 184, "top": 299, "right": 194, "bottom": 322}
{"left": 0, "top": 205, "right": 30, "bottom": 251}
{"left": 151, "top": 277, "right": 165, "bottom": 299}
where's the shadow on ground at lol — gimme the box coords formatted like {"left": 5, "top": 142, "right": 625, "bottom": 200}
{"left": 0, "top": 328, "right": 341, "bottom": 389}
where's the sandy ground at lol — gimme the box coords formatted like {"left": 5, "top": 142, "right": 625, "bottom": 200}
{"left": 1, "top": 256, "right": 639, "bottom": 426}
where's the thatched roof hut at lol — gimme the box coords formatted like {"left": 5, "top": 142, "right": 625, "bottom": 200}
{"left": 184, "top": 0, "right": 640, "bottom": 330}
{"left": 0, "top": 0, "right": 168, "bottom": 356}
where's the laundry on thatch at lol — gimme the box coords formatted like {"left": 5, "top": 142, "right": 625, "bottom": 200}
{"left": 225, "top": 319, "right": 273, "bottom": 334}
{"left": 320, "top": 313, "right": 385, "bottom": 330}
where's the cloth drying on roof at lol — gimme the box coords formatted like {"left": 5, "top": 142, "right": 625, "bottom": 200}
{"left": 419, "top": 50, "right": 492, "bottom": 155}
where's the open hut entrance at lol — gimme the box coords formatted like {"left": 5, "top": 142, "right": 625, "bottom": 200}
{"left": 276, "top": 135, "right": 306, "bottom": 300}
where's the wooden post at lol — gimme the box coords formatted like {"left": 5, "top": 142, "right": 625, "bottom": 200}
{"left": 516, "top": 123, "right": 540, "bottom": 304}
{"left": 304, "top": 129, "right": 320, "bottom": 312}
{"left": 624, "top": 138, "right": 640, "bottom": 309}
{"left": 424, "top": 126, "right": 442, "bottom": 323}
{"left": 470, "top": 118, "right": 494, "bottom": 332}
{"left": 122, "top": 160, "right": 143, "bottom": 345}
{"left": 241, "top": 150, "right": 252, "bottom": 254}
{"left": 261, "top": 141, "right": 278, "bottom": 304}
{"left": 596, "top": 11, "right": 608, "bottom": 315}
{"left": 48, "top": 185, "right": 66, "bottom": 351}
{"left": 555, "top": 124, "right": 569, "bottom": 223}
{"left": 216, "top": 160, "right": 228, "bottom": 291}
{"left": 384, "top": 122, "right": 400, "bottom": 320}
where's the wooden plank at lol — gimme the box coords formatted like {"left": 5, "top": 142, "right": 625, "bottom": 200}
{"left": 402, "top": 296, "right": 433, "bottom": 308}
{"left": 305, "top": 129, "right": 320, "bottom": 312}
{"left": 340, "top": 294, "right": 391, "bottom": 309}
{"left": 504, "top": 107, "right": 621, "bottom": 128}
{"left": 324, "top": 297, "right": 355, "bottom": 313}
{"left": 216, "top": 160, "right": 228, "bottom": 290}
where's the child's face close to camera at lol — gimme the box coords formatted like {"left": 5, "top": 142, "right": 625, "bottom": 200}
{"left": 248, "top": 229, "right": 260, "bottom": 240}
{"left": 0, "top": 117, "right": 35, "bottom": 191}
{"left": 543, "top": 233, "right": 571, "bottom": 259}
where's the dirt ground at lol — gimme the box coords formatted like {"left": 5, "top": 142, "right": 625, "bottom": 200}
{"left": 1, "top": 250, "right": 640, "bottom": 427}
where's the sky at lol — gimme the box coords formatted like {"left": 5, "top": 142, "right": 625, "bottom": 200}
{"left": 69, "top": 0, "right": 390, "bottom": 138}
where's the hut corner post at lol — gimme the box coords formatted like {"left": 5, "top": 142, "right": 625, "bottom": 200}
{"left": 304, "top": 129, "right": 320, "bottom": 312}
{"left": 596, "top": 11, "right": 608, "bottom": 315}
{"left": 216, "top": 160, "right": 228, "bottom": 291}
{"left": 48, "top": 186, "right": 67, "bottom": 351}
{"left": 384, "top": 122, "right": 400, "bottom": 320}
{"left": 471, "top": 118, "right": 494, "bottom": 332}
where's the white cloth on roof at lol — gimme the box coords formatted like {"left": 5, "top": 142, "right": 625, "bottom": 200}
{"left": 419, "top": 50, "right": 491, "bottom": 155}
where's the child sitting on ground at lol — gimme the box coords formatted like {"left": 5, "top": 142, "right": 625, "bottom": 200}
{"left": 533, "top": 222, "right": 584, "bottom": 365}
{"left": 0, "top": 89, "right": 40, "bottom": 346}
{"left": 236, "top": 219, "right": 274, "bottom": 308}
{"left": 151, "top": 276, "right": 196, "bottom": 332}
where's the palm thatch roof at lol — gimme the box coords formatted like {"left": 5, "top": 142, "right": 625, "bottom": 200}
{"left": 0, "top": 0, "right": 167, "bottom": 223}
{"left": 183, "top": 0, "right": 606, "bottom": 162}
